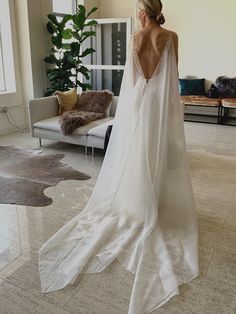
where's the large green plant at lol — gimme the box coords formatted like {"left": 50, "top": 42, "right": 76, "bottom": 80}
{"left": 44, "top": 4, "right": 98, "bottom": 95}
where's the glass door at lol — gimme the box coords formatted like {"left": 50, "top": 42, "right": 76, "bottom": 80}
{"left": 81, "top": 18, "right": 132, "bottom": 96}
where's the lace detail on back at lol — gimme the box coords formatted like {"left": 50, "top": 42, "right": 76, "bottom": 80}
{"left": 132, "top": 32, "right": 172, "bottom": 81}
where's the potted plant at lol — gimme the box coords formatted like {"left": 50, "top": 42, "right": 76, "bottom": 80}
{"left": 44, "top": 4, "right": 98, "bottom": 95}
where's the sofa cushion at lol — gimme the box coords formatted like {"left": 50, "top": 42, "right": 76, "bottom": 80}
{"left": 55, "top": 88, "right": 77, "bottom": 115}
{"left": 215, "top": 76, "right": 236, "bottom": 97}
{"left": 179, "top": 78, "right": 206, "bottom": 96}
{"left": 73, "top": 117, "right": 114, "bottom": 135}
{"left": 34, "top": 116, "right": 114, "bottom": 136}
{"left": 87, "top": 119, "right": 114, "bottom": 138}
{"left": 222, "top": 98, "right": 236, "bottom": 108}
{"left": 180, "top": 96, "right": 221, "bottom": 107}
{"left": 34, "top": 117, "right": 60, "bottom": 132}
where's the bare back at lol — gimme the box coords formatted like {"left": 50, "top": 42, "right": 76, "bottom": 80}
{"left": 133, "top": 27, "right": 179, "bottom": 80}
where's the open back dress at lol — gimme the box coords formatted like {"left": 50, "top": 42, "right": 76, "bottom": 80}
{"left": 38, "top": 31, "right": 199, "bottom": 314}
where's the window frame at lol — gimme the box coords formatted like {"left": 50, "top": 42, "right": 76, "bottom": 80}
{"left": 52, "top": 5, "right": 132, "bottom": 94}
{"left": 0, "top": 29, "right": 6, "bottom": 92}
{"left": 79, "top": 17, "right": 132, "bottom": 93}
{"left": 52, "top": 0, "right": 77, "bottom": 15}
{"left": 0, "top": 0, "right": 16, "bottom": 94}
{"left": 81, "top": 17, "right": 132, "bottom": 72}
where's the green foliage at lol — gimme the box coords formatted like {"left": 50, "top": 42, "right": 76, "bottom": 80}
{"left": 44, "top": 5, "right": 98, "bottom": 95}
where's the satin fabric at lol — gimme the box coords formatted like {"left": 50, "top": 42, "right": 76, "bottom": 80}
{"left": 38, "top": 32, "right": 199, "bottom": 314}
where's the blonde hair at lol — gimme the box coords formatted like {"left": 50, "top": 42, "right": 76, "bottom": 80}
{"left": 137, "top": 0, "right": 165, "bottom": 25}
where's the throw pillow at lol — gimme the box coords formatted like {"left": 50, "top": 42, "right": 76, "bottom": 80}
{"left": 55, "top": 88, "right": 78, "bottom": 115}
{"left": 76, "top": 90, "right": 113, "bottom": 116}
{"left": 215, "top": 76, "right": 236, "bottom": 97}
{"left": 179, "top": 78, "right": 206, "bottom": 96}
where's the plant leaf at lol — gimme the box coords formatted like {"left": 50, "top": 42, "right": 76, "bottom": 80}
{"left": 78, "top": 66, "right": 90, "bottom": 80}
{"left": 79, "top": 48, "right": 95, "bottom": 57}
{"left": 47, "top": 22, "right": 57, "bottom": 34}
{"left": 77, "top": 81, "right": 92, "bottom": 91}
{"left": 51, "top": 36, "right": 62, "bottom": 49}
{"left": 61, "top": 43, "right": 71, "bottom": 50}
{"left": 60, "top": 14, "right": 72, "bottom": 26}
{"left": 82, "top": 31, "right": 96, "bottom": 37}
{"left": 48, "top": 14, "right": 59, "bottom": 26}
{"left": 84, "top": 20, "right": 98, "bottom": 27}
{"left": 70, "top": 42, "right": 81, "bottom": 55}
{"left": 77, "top": 5, "right": 86, "bottom": 16}
{"left": 86, "top": 7, "right": 98, "bottom": 18}
{"left": 73, "top": 14, "right": 86, "bottom": 29}
{"left": 44, "top": 54, "right": 59, "bottom": 65}
{"left": 81, "top": 31, "right": 96, "bottom": 43}
{"left": 62, "top": 29, "right": 72, "bottom": 39}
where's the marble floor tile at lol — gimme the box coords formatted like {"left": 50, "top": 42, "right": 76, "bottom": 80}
{"left": 198, "top": 216, "right": 223, "bottom": 250}
{"left": 198, "top": 245, "right": 215, "bottom": 275}
{"left": 153, "top": 275, "right": 236, "bottom": 314}
{"left": 215, "top": 228, "right": 236, "bottom": 254}
{"left": 66, "top": 271, "right": 131, "bottom": 314}
{"left": 196, "top": 204, "right": 226, "bottom": 226}
{"left": 0, "top": 235, "right": 27, "bottom": 272}
{"left": 206, "top": 249, "right": 236, "bottom": 287}
{"left": 223, "top": 212, "right": 236, "bottom": 231}
{"left": 0, "top": 247, "right": 80, "bottom": 307}
{"left": 226, "top": 191, "right": 236, "bottom": 216}
{"left": 0, "top": 278, "right": 72, "bottom": 314}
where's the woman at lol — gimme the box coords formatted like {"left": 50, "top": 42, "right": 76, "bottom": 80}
{"left": 39, "top": 1, "right": 199, "bottom": 313}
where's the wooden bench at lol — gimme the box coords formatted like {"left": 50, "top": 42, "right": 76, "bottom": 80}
{"left": 220, "top": 98, "right": 236, "bottom": 125}
{"left": 180, "top": 96, "right": 222, "bottom": 124}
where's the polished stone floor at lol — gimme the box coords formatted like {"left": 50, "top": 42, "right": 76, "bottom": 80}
{"left": 0, "top": 121, "right": 235, "bottom": 313}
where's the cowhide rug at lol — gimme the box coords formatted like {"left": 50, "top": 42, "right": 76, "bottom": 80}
{"left": 0, "top": 146, "right": 91, "bottom": 207}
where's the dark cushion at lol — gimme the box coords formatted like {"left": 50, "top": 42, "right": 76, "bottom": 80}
{"left": 215, "top": 76, "right": 236, "bottom": 97}
{"left": 179, "top": 78, "right": 206, "bottom": 96}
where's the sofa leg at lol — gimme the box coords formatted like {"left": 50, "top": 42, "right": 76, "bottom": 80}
{"left": 92, "top": 147, "right": 94, "bottom": 157}
{"left": 39, "top": 138, "right": 42, "bottom": 147}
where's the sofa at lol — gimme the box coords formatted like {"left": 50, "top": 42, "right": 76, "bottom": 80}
{"left": 28, "top": 95, "right": 118, "bottom": 155}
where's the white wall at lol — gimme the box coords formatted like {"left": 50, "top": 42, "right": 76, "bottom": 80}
{"left": 0, "top": 0, "right": 52, "bottom": 135}
{"left": 0, "top": 0, "right": 25, "bottom": 135}
{"left": 99, "top": 0, "right": 236, "bottom": 86}
{"left": 84, "top": 0, "right": 100, "bottom": 18}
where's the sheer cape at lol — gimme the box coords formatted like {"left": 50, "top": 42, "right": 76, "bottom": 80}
{"left": 38, "top": 32, "right": 199, "bottom": 314}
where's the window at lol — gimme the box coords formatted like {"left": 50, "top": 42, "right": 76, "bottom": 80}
{"left": 0, "top": 0, "right": 16, "bottom": 94}
{"left": 81, "top": 18, "right": 132, "bottom": 96}
{"left": 52, "top": 0, "right": 77, "bottom": 15}
{"left": 0, "top": 35, "right": 5, "bottom": 92}
{"left": 52, "top": 2, "right": 132, "bottom": 96}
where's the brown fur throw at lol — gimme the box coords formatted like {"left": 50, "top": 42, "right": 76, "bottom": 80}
{"left": 76, "top": 90, "right": 113, "bottom": 114}
{"left": 59, "top": 110, "right": 105, "bottom": 136}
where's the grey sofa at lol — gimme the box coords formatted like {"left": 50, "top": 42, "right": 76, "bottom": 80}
{"left": 28, "top": 95, "right": 118, "bottom": 155}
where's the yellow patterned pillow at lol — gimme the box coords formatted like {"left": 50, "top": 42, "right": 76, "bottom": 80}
{"left": 55, "top": 88, "right": 78, "bottom": 115}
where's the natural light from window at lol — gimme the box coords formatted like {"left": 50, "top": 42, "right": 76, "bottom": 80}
{"left": 0, "top": 35, "right": 5, "bottom": 92}
{"left": 52, "top": 0, "right": 75, "bottom": 14}
{"left": 0, "top": 0, "right": 16, "bottom": 94}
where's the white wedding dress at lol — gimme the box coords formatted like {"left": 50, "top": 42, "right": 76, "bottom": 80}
{"left": 39, "top": 31, "right": 199, "bottom": 314}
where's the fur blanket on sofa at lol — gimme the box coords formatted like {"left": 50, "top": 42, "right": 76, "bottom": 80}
{"left": 59, "top": 110, "right": 105, "bottom": 136}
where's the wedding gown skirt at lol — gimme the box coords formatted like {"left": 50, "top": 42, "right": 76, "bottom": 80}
{"left": 39, "top": 33, "right": 199, "bottom": 314}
